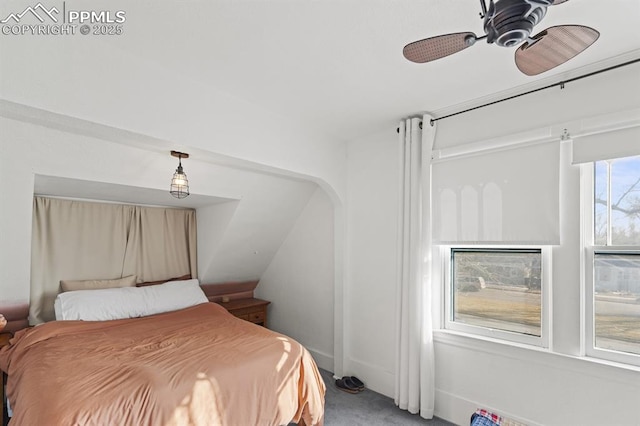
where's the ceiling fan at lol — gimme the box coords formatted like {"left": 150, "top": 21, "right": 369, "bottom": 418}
{"left": 403, "top": 0, "right": 599, "bottom": 76}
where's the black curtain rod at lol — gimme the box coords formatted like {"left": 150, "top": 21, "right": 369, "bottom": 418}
{"left": 397, "top": 58, "right": 640, "bottom": 132}
{"left": 430, "top": 58, "right": 640, "bottom": 125}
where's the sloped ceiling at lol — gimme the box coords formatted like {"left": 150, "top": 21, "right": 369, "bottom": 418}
{"left": 1, "top": 0, "right": 638, "bottom": 143}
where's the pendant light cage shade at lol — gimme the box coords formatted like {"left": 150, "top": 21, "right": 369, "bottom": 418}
{"left": 170, "top": 151, "right": 190, "bottom": 199}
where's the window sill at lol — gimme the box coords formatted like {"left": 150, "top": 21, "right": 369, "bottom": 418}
{"left": 433, "top": 329, "right": 640, "bottom": 381}
{"left": 434, "top": 329, "right": 550, "bottom": 355}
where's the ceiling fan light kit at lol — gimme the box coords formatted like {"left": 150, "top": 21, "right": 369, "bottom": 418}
{"left": 403, "top": 0, "right": 599, "bottom": 76}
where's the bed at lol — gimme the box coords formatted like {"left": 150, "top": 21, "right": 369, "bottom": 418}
{"left": 0, "top": 285, "right": 325, "bottom": 425}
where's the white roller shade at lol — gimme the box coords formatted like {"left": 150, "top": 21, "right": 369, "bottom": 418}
{"left": 432, "top": 141, "right": 560, "bottom": 245}
{"left": 572, "top": 125, "right": 640, "bottom": 164}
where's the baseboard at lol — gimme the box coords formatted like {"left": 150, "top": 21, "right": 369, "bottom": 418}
{"left": 307, "top": 347, "right": 334, "bottom": 373}
{"left": 346, "top": 357, "right": 395, "bottom": 398}
{"left": 435, "top": 389, "right": 541, "bottom": 426}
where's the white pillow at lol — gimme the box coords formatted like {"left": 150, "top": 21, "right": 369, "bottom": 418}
{"left": 60, "top": 275, "right": 137, "bottom": 292}
{"left": 54, "top": 279, "right": 208, "bottom": 321}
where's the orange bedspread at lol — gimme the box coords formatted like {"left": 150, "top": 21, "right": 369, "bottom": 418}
{"left": 0, "top": 303, "right": 325, "bottom": 426}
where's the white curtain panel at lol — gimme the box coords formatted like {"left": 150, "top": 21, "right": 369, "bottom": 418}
{"left": 394, "top": 116, "right": 435, "bottom": 419}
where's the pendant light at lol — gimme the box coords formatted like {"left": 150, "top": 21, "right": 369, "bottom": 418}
{"left": 170, "top": 151, "right": 190, "bottom": 199}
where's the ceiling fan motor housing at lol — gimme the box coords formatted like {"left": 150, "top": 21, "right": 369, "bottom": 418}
{"left": 485, "top": 0, "right": 550, "bottom": 47}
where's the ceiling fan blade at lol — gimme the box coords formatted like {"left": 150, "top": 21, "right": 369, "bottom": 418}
{"left": 550, "top": 0, "right": 570, "bottom": 4}
{"left": 515, "top": 25, "right": 599, "bottom": 76}
{"left": 403, "top": 32, "right": 477, "bottom": 64}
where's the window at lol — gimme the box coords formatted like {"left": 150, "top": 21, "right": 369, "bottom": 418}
{"left": 586, "top": 155, "right": 640, "bottom": 365}
{"left": 594, "top": 157, "right": 640, "bottom": 246}
{"left": 444, "top": 248, "right": 549, "bottom": 346}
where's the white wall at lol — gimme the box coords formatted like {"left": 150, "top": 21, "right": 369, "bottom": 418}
{"left": 345, "top": 128, "right": 401, "bottom": 395}
{"left": 434, "top": 333, "right": 640, "bottom": 426}
{"left": 196, "top": 174, "right": 317, "bottom": 283}
{"left": 345, "top": 62, "right": 640, "bottom": 425}
{"left": 256, "top": 187, "right": 335, "bottom": 372}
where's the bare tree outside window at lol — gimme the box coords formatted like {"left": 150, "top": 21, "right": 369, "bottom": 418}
{"left": 593, "top": 156, "right": 640, "bottom": 356}
{"left": 595, "top": 157, "right": 640, "bottom": 246}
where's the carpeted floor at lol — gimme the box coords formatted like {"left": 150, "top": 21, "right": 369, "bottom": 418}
{"left": 319, "top": 369, "right": 456, "bottom": 426}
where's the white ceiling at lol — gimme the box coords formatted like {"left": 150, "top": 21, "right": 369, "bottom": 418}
{"left": 1, "top": 0, "right": 639, "bottom": 142}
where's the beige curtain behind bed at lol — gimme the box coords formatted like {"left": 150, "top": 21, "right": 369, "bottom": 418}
{"left": 30, "top": 197, "right": 197, "bottom": 324}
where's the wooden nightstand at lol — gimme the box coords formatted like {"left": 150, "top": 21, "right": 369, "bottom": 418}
{"left": 218, "top": 298, "right": 270, "bottom": 327}
{"left": 1, "top": 332, "right": 11, "bottom": 426}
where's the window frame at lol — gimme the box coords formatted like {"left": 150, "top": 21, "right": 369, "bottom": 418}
{"left": 443, "top": 246, "right": 551, "bottom": 348}
{"left": 582, "top": 160, "right": 640, "bottom": 366}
